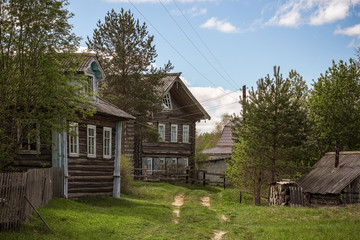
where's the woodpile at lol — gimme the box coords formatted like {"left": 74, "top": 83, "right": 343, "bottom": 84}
{"left": 268, "top": 180, "right": 303, "bottom": 207}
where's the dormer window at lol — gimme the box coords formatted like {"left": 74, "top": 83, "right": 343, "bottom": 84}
{"left": 163, "top": 93, "right": 172, "bottom": 109}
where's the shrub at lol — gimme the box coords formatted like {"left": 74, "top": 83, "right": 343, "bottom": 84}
{"left": 120, "top": 155, "right": 133, "bottom": 193}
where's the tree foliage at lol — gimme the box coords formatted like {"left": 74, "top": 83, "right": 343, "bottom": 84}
{"left": 227, "top": 67, "right": 311, "bottom": 205}
{"left": 0, "top": 0, "right": 92, "bottom": 171}
{"left": 309, "top": 59, "right": 360, "bottom": 153}
{"left": 86, "top": 8, "right": 173, "bottom": 140}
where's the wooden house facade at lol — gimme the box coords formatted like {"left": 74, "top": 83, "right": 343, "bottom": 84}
{"left": 131, "top": 73, "right": 210, "bottom": 174}
{"left": 16, "top": 54, "right": 135, "bottom": 198}
{"left": 297, "top": 151, "right": 360, "bottom": 206}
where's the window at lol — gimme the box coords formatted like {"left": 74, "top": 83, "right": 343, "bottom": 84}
{"left": 146, "top": 157, "right": 153, "bottom": 174}
{"left": 183, "top": 158, "right": 189, "bottom": 167}
{"left": 158, "top": 123, "right": 165, "bottom": 141}
{"left": 159, "top": 158, "right": 166, "bottom": 169}
{"left": 69, "top": 123, "right": 79, "bottom": 157}
{"left": 103, "top": 127, "right": 112, "bottom": 159}
{"left": 183, "top": 125, "right": 189, "bottom": 143}
{"left": 171, "top": 158, "right": 177, "bottom": 167}
{"left": 163, "top": 93, "right": 172, "bottom": 109}
{"left": 171, "top": 124, "right": 178, "bottom": 142}
{"left": 87, "top": 125, "right": 96, "bottom": 158}
{"left": 18, "top": 121, "right": 40, "bottom": 154}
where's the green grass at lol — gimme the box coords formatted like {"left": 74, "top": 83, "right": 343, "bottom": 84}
{"left": 1, "top": 182, "right": 359, "bottom": 239}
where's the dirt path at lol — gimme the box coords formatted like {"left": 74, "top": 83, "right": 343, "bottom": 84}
{"left": 212, "top": 230, "right": 227, "bottom": 240}
{"left": 200, "top": 196, "right": 228, "bottom": 240}
{"left": 200, "top": 196, "right": 211, "bottom": 207}
{"left": 172, "top": 194, "right": 184, "bottom": 224}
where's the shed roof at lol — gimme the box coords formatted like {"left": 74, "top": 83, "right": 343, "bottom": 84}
{"left": 201, "top": 122, "right": 234, "bottom": 156}
{"left": 157, "top": 73, "right": 210, "bottom": 121}
{"left": 297, "top": 151, "right": 360, "bottom": 195}
{"left": 93, "top": 98, "right": 135, "bottom": 120}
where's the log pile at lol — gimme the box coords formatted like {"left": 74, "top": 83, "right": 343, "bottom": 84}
{"left": 268, "top": 180, "right": 295, "bottom": 206}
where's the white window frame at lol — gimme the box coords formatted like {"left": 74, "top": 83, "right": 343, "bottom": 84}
{"left": 18, "top": 121, "right": 40, "bottom": 154}
{"left": 158, "top": 123, "right": 166, "bottom": 141}
{"left": 172, "top": 158, "right": 177, "bottom": 167}
{"left": 69, "top": 123, "right": 79, "bottom": 157}
{"left": 146, "top": 157, "right": 153, "bottom": 174}
{"left": 163, "top": 93, "right": 172, "bottom": 109}
{"left": 159, "top": 158, "right": 166, "bottom": 169}
{"left": 103, "top": 127, "right": 112, "bottom": 159}
{"left": 182, "top": 125, "right": 189, "bottom": 143}
{"left": 183, "top": 158, "right": 189, "bottom": 167}
{"left": 171, "top": 124, "right": 178, "bottom": 143}
{"left": 87, "top": 124, "right": 96, "bottom": 158}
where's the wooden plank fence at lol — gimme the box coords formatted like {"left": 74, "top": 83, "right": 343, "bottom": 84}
{"left": 0, "top": 168, "right": 63, "bottom": 231}
{"left": 134, "top": 167, "right": 226, "bottom": 188}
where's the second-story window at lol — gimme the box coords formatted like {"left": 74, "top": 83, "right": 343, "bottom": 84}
{"left": 163, "top": 93, "right": 172, "bottom": 109}
{"left": 171, "top": 124, "right": 178, "bottom": 142}
{"left": 87, "top": 125, "right": 96, "bottom": 158}
{"left": 69, "top": 123, "right": 79, "bottom": 157}
{"left": 158, "top": 123, "right": 165, "bottom": 141}
{"left": 103, "top": 127, "right": 112, "bottom": 159}
{"left": 183, "top": 125, "right": 189, "bottom": 143}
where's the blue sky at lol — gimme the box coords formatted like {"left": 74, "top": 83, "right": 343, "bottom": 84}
{"left": 67, "top": 0, "right": 360, "bottom": 133}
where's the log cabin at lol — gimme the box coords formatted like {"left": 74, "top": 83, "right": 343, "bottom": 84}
{"left": 127, "top": 73, "right": 210, "bottom": 176}
{"left": 16, "top": 54, "right": 135, "bottom": 198}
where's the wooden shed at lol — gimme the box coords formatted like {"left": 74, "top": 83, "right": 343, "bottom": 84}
{"left": 297, "top": 151, "right": 360, "bottom": 206}
{"left": 268, "top": 180, "right": 304, "bottom": 207}
{"left": 199, "top": 122, "right": 234, "bottom": 183}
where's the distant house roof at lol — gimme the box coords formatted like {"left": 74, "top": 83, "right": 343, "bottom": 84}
{"left": 202, "top": 122, "right": 234, "bottom": 156}
{"left": 297, "top": 151, "right": 360, "bottom": 195}
{"left": 158, "top": 73, "right": 210, "bottom": 121}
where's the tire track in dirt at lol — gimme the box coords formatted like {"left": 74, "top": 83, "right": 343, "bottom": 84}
{"left": 172, "top": 194, "right": 184, "bottom": 224}
{"left": 201, "top": 196, "right": 228, "bottom": 240}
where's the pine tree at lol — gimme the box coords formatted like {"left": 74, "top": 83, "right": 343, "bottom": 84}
{"left": 228, "top": 67, "right": 310, "bottom": 205}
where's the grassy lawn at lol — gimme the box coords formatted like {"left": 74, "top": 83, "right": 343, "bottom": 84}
{"left": 1, "top": 182, "right": 359, "bottom": 240}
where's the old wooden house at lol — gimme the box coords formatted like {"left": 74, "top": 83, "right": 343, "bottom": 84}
{"left": 128, "top": 73, "right": 210, "bottom": 174}
{"left": 199, "top": 122, "right": 234, "bottom": 183}
{"left": 297, "top": 151, "right": 360, "bottom": 206}
{"left": 16, "top": 54, "right": 135, "bottom": 198}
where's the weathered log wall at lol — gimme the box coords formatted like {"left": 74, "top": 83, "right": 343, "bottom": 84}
{"left": 67, "top": 114, "right": 117, "bottom": 199}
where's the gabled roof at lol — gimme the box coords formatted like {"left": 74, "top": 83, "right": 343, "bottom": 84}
{"left": 297, "top": 151, "right": 360, "bottom": 195}
{"left": 158, "top": 73, "right": 210, "bottom": 121}
{"left": 202, "top": 122, "right": 234, "bottom": 155}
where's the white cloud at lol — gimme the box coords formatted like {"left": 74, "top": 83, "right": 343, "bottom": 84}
{"left": 189, "top": 86, "right": 241, "bottom": 133}
{"left": 200, "top": 17, "right": 239, "bottom": 33}
{"left": 310, "top": 1, "right": 351, "bottom": 25}
{"left": 189, "top": 6, "right": 207, "bottom": 17}
{"left": 334, "top": 24, "right": 360, "bottom": 38}
{"left": 267, "top": 0, "right": 360, "bottom": 27}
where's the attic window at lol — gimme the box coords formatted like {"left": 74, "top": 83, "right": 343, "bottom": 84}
{"left": 163, "top": 93, "right": 172, "bottom": 109}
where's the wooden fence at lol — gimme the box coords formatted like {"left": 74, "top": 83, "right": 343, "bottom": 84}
{"left": 134, "top": 167, "right": 226, "bottom": 188}
{"left": 0, "top": 168, "right": 63, "bottom": 231}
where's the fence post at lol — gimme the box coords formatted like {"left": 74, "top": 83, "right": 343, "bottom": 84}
{"left": 186, "top": 168, "right": 189, "bottom": 184}
{"left": 223, "top": 175, "right": 226, "bottom": 190}
{"left": 144, "top": 166, "right": 147, "bottom": 182}
{"left": 203, "top": 171, "right": 206, "bottom": 187}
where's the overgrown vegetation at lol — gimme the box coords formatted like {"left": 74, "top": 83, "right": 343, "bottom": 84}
{"left": 0, "top": 0, "right": 93, "bottom": 171}
{"left": 1, "top": 182, "right": 359, "bottom": 240}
